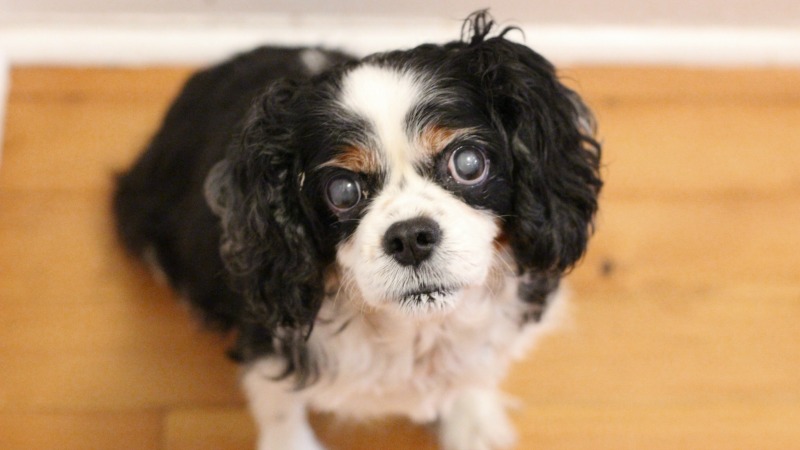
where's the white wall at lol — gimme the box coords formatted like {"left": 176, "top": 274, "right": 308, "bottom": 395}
{"left": 4, "top": 0, "right": 800, "bottom": 27}
{"left": 1, "top": 0, "right": 799, "bottom": 65}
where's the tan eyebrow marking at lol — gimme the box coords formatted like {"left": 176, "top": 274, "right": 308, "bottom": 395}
{"left": 418, "top": 126, "right": 471, "bottom": 157}
{"left": 319, "top": 145, "right": 381, "bottom": 173}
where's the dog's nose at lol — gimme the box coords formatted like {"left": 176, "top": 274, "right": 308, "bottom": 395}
{"left": 382, "top": 217, "right": 441, "bottom": 267}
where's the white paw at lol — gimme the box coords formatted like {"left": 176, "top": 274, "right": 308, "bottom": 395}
{"left": 295, "top": 427, "right": 326, "bottom": 450}
{"left": 439, "top": 391, "right": 517, "bottom": 450}
{"left": 257, "top": 425, "right": 326, "bottom": 450}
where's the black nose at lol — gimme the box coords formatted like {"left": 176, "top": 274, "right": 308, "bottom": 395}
{"left": 382, "top": 217, "right": 442, "bottom": 267}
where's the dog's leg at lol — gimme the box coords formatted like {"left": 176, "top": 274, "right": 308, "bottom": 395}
{"left": 439, "top": 388, "right": 517, "bottom": 450}
{"left": 242, "top": 360, "right": 324, "bottom": 450}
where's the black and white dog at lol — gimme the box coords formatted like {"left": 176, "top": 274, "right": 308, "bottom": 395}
{"left": 114, "top": 11, "right": 601, "bottom": 450}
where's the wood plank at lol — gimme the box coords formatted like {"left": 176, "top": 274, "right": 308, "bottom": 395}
{"left": 165, "top": 408, "right": 441, "bottom": 450}
{"left": 1, "top": 68, "right": 191, "bottom": 192}
{"left": 0, "top": 190, "right": 242, "bottom": 410}
{"left": 0, "top": 412, "right": 162, "bottom": 450}
{"left": 7, "top": 67, "right": 195, "bottom": 102}
{"left": 561, "top": 66, "right": 800, "bottom": 103}
{"left": 503, "top": 285, "right": 800, "bottom": 449}
{"left": 518, "top": 404, "right": 800, "bottom": 450}
{"left": 165, "top": 408, "right": 255, "bottom": 450}
{"left": 509, "top": 286, "right": 800, "bottom": 406}
{"left": 573, "top": 196, "right": 800, "bottom": 290}
{"left": 592, "top": 101, "right": 800, "bottom": 198}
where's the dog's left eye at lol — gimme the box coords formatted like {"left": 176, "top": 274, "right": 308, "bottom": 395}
{"left": 448, "top": 145, "right": 489, "bottom": 185}
{"left": 326, "top": 174, "right": 362, "bottom": 212}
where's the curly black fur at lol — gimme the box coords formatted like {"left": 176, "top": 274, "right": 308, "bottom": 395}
{"left": 113, "top": 10, "right": 601, "bottom": 385}
{"left": 205, "top": 79, "right": 333, "bottom": 380}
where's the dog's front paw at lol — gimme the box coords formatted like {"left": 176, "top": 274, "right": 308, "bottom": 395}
{"left": 439, "top": 390, "right": 517, "bottom": 450}
{"left": 257, "top": 425, "right": 326, "bottom": 450}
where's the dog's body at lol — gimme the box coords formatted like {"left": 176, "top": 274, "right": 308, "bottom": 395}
{"left": 114, "top": 13, "right": 601, "bottom": 450}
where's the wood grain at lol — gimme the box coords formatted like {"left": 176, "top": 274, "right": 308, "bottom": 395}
{"left": 1, "top": 65, "right": 799, "bottom": 449}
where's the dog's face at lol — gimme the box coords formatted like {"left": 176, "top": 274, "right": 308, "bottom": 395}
{"left": 300, "top": 65, "right": 515, "bottom": 314}
{"left": 206, "top": 24, "right": 601, "bottom": 356}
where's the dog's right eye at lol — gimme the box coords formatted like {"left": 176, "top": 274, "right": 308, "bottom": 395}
{"left": 325, "top": 174, "right": 362, "bottom": 212}
{"left": 448, "top": 145, "right": 489, "bottom": 186}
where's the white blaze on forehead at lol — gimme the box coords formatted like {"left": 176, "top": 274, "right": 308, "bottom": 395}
{"left": 339, "top": 65, "right": 422, "bottom": 181}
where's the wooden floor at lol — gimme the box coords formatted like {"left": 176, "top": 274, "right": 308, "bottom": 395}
{"left": 1, "top": 65, "right": 799, "bottom": 449}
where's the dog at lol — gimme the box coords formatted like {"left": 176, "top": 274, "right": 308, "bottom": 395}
{"left": 113, "top": 11, "right": 602, "bottom": 450}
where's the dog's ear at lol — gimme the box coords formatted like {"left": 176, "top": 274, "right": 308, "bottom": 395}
{"left": 205, "top": 79, "right": 324, "bottom": 376}
{"left": 465, "top": 21, "right": 602, "bottom": 273}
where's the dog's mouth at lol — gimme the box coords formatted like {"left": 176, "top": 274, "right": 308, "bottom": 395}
{"left": 397, "top": 285, "right": 459, "bottom": 307}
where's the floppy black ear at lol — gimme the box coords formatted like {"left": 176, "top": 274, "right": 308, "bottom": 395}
{"left": 205, "top": 79, "right": 324, "bottom": 374}
{"left": 468, "top": 25, "right": 602, "bottom": 273}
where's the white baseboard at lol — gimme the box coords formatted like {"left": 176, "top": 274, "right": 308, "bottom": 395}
{"left": 1, "top": 14, "right": 800, "bottom": 67}
{"left": 0, "top": 52, "right": 9, "bottom": 166}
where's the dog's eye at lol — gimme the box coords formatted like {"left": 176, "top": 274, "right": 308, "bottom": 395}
{"left": 326, "top": 174, "right": 362, "bottom": 212}
{"left": 448, "top": 146, "right": 489, "bottom": 185}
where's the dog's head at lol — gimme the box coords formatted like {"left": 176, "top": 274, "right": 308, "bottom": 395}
{"left": 206, "top": 12, "right": 601, "bottom": 368}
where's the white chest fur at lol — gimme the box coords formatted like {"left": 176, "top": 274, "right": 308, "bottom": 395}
{"left": 302, "top": 278, "right": 562, "bottom": 422}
